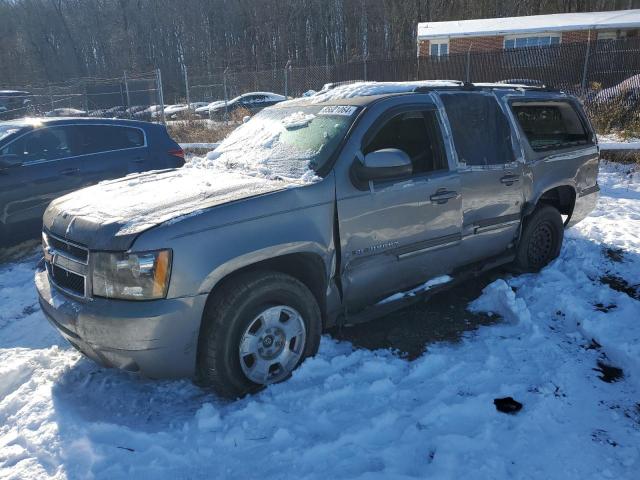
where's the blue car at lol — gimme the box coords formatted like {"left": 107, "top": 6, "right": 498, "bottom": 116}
{"left": 0, "top": 118, "right": 185, "bottom": 246}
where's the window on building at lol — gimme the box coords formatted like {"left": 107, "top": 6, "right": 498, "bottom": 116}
{"left": 430, "top": 40, "right": 449, "bottom": 57}
{"left": 364, "top": 110, "right": 448, "bottom": 175}
{"left": 597, "top": 31, "right": 618, "bottom": 41}
{"left": 510, "top": 101, "right": 592, "bottom": 152}
{"left": 504, "top": 34, "right": 560, "bottom": 49}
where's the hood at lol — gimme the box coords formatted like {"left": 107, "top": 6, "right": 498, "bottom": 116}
{"left": 44, "top": 167, "right": 289, "bottom": 250}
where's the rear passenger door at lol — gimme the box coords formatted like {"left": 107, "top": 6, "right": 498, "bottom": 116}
{"left": 439, "top": 92, "right": 524, "bottom": 264}
{"left": 337, "top": 103, "right": 463, "bottom": 312}
{"left": 73, "top": 124, "right": 149, "bottom": 186}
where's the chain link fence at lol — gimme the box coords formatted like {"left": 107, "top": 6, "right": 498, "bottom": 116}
{"left": 0, "top": 70, "right": 162, "bottom": 122}
{"left": 3, "top": 38, "right": 639, "bottom": 132}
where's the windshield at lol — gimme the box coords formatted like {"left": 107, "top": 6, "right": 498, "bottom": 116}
{"left": 207, "top": 104, "right": 358, "bottom": 181}
{"left": 0, "top": 124, "right": 22, "bottom": 142}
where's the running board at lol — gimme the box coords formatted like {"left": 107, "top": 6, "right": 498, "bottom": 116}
{"left": 340, "top": 249, "right": 515, "bottom": 327}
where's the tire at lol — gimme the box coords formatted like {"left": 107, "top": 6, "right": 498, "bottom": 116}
{"left": 197, "top": 270, "right": 322, "bottom": 399}
{"left": 514, "top": 204, "right": 564, "bottom": 272}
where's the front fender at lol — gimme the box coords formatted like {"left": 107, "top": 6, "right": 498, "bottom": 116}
{"left": 198, "top": 241, "right": 334, "bottom": 294}
{"left": 131, "top": 175, "right": 337, "bottom": 299}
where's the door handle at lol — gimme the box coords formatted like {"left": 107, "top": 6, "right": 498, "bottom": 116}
{"left": 60, "top": 167, "right": 79, "bottom": 176}
{"left": 430, "top": 189, "right": 458, "bottom": 205}
{"left": 131, "top": 157, "right": 145, "bottom": 164}
{"left": 500, "top": 174, "right": 520, "bottom": 186}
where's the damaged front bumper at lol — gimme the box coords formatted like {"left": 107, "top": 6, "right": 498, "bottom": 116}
{"left": 35, "top": 261, "right": 207, "bottom": 379}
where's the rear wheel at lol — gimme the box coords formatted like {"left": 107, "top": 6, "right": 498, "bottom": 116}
{"left": 197, "top": 270, "right": 321, "bottom": 398}
{"left": 514, "top": 204, "right": 564, "bottom": 272}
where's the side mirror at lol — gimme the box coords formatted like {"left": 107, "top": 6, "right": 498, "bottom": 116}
{"left": 352, "top": 148, "right": 412, "bottom": 185}
{"left": 0, "top": 154, "right": 21, "bottom": 169}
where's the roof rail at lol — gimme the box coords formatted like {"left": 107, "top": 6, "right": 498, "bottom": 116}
{"left": 412, "top": 80, "right": 561, "bottom": 93}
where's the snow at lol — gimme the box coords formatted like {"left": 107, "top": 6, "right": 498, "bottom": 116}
{"left": 280, "top": 111, "right": 316, "bottom": 129}
{"left": 418, "top": 9, "right": 640, "bottom": 39}
{"left": 1, "top": 163, "right": 640, "bottom": 478}
{"left": 49, "top": 168, "right": 288, "bottom": 236}
{"left": 178, "top": 142, "right": 220, "bottom": 150}
{"left": 48, "top": 110, "right": 334, "bottom": 237}
{"left": 305, "top": 81, "right": 462, "bottom": 103}
{"left": 377, "top": 275, "right": 452, "bottom": 305}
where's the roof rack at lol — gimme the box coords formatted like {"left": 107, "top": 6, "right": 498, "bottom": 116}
{"left": 413, "top": 81, "right": 560, "bottom": 93}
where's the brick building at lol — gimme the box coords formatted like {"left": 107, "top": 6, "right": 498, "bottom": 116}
{"left": 417, "top": 9, "right": 640, "bottom": 57}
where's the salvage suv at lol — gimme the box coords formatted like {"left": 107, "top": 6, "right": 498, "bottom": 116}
{"left": 36, "top": 81, "right": 600, "bottom": 398}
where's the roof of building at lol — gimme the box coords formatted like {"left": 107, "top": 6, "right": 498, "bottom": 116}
{"left": 417, "top": 9, "right": 640, "bottom": 40}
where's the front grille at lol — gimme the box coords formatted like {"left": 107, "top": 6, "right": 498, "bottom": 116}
{"left": 46, "top": 234, "right": 88, "bottom": 263}
{"left": 48, "top": 263, "right": 86, "bottom": 296}
{"left": 43, "top": 231, "right": 89, "bottom": 298}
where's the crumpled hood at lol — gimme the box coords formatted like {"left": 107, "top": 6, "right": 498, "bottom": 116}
{"left": 44, "top": 167, "right": 289, "bottom": 250}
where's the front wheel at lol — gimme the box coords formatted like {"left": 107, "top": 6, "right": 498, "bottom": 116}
{"left": 513, "top": 204, "right": 564, "bottom": 272}
{"left": 197, "top": 270, "right": 321, "bottom": 398}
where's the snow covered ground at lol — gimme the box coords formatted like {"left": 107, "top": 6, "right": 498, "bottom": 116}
{"left": 1, "top": 163, "right": 639, "bottom": 479}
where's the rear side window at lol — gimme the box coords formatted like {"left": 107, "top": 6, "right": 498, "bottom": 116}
{"left": 511, "top": 102, "right": 592, "bottom": 152}
{"left": 77, "top": 125, "right": 145, "bottom": 155}
{"left": 364, "top": 109, "right": 448, "bottom": 175}
{"left": 440, "top": 92, "right": 515, "bottom": 166}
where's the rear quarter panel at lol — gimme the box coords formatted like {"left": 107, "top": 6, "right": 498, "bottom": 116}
{"left": 499, "top": 92, "right": 599, "bottom": 223}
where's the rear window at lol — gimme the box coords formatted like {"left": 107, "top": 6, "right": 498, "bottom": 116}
{"left": 440, "top": 92, "right": 515, "bottom": 166}
{"left": 511, "top": 102, "right": 592, "bottom": 152}
{"left": 77, "top": 125, "right": 145, "bottom": 155}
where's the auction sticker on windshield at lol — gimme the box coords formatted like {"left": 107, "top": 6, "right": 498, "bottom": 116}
{"left": 318, "top": 105, "right": 357, "bottom": 116}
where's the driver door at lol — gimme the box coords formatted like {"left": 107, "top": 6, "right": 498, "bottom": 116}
{"left": 336, "top": 105, "right": 463, "bottom": 313}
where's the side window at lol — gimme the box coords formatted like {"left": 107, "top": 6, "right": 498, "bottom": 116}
{"left": 440, "top": 93, "right": 515, "bottom": 166}
{"left": 1, "top": 127, "right": 75, "bottom": 162}
{"left": 364, "top": 109, "right": 448, "bottom": 175}
{"left": 77, "top": 125, "right": 144, "bottom": 155}
{"left": 510, "top": 102, "right": 592, "bottom": 152}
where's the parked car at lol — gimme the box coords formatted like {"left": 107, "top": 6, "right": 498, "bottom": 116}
{"left": 0, "top": 118, "right": 184, "bottom": 246}
{"left": 125, "top": 105, "right": 150, "bottom": 116}
{"left": 594, "top": 74, "right": 640, "bottom": 105}
{"left": 134, "top": 105, "right": 167, "bottom": 121}
{"left": 0, "top": 90, "right": 31, "bottom": 120}
{"left": 36, "top": 81, "right": 599, "bottom": 398}
{"left": 195, "top": 100, "right": 225, "bottom": 118}
{"left": 208, "top": 92, "right": 286, "bottom": 120}
{"left": 45, "top": 108, "right": 87, "bottom": 117}
{"left": 164, "top": 103, "right": 208, "bottom": 119}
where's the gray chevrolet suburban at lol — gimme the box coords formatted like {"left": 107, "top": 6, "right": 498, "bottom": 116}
{"left": 35, "top": 81, "right": 600, "bottom": 398}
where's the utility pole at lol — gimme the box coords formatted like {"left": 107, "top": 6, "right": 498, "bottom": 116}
{"left": 184, "top": 65, "right": 191, "bottom": 111}
{"left": 284, "top": 60, "right": 292, "bottom": 98}
{"left": 581, "top": 30, "right": 592, "bottom": 91}
{"left": 123, "top": 71, "right": 131, "bottom": 117}
{"left": 223, "top": 66, "right": 229, "bottom": 123}
{"left": 155, "top": 68, "right": 166, "bottom": 124}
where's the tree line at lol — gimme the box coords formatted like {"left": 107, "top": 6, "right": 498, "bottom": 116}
{"left": 1, "top": 0, "right": 638, "bottom": 92}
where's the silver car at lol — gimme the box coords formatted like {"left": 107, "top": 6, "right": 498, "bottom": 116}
{"left": 35, "top": 81, "right": 600, "bottom": 398}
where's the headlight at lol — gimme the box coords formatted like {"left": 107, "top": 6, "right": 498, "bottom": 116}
{"left": 92, "top": 250, "right": 172, "bottom": 300}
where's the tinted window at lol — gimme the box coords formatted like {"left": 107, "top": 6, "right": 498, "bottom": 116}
{"left": 364, "top": 110, "right": 448, "bottom": 175}
{"left": 440, "top": 93, "right": 515, "bottom": 166}
{"left": 511, "top": 102, "right": 592, "bottom": 152}
{"left": 1, "top": 126, "right": 76, "bottom": 162}
{"left": 77, "top": 125, "right": 144, "bottom": 155}
{"left": 0, "top": 124, "right": 22, "bottom": 142}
